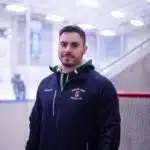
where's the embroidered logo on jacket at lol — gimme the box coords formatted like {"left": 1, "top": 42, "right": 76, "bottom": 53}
{"left": 44, "top": 88, "right": 53, "bottom": 92}
{"left": 71, "top": 88, "right": 86, "bottom": 100}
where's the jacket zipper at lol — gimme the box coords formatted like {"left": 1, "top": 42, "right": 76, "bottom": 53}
{"left": 52, "top": 90, "right": 57, "bottom": 116}
{"left": 54, "top": 74, "right": 84, "bottom": 132}
{"left": 86, "top": 142, "right": 89, "bottom": 150}
{"left": 55, "top": 75, "right": 81, "bottom": 117}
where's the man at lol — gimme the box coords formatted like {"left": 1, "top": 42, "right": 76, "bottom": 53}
{"left": 11, "top": 73, "right": 26, "bottom": 101}
{"left": 26, "top": 25, "right": 121, "bottom": 150}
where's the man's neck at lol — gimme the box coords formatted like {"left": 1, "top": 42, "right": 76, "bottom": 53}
{"left": 61, "top": 62, "right": 82, "bottom": 73}
{"left": 61, "top": 65, "right": 77, "bottom": 73}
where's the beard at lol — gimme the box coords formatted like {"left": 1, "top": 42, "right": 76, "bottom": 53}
{"left": 62, "top": 63, "right": 75, "bottom": 67}
{"left": 60, "top": 54, "right": 83, "bottom": 68}
{"left": 62, "top": 58, "right": 80, "bottom": 68}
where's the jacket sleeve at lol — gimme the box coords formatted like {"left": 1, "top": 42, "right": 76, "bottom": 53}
{"left": 96, "top": 79, "right": 121, "bottom": 150}
{"left": 25, "top": 88, "right": 42, "bottom": 150}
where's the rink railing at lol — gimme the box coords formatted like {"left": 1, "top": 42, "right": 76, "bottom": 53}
{"left": 118, "top": 92, "right": 150, "bottom": 150}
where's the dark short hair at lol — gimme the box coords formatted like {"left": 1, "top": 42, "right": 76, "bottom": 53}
{"left": 59, "top": 25, "right": 86, "bottom": 46}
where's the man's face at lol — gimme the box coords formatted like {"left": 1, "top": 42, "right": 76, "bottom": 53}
{"left": 58, "top": 32, "right": 87, "bottom": 68}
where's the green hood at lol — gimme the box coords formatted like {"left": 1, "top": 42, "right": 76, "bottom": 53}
{"left": 50, "top": 59, "right": 94, "bottom": 91}
{"left": 50, "top": 59, "right": 94, "bottom": 73}
{"left": 76, "top": 59, "right": 94, "bottom": 73}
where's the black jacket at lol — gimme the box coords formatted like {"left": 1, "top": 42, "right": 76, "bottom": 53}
{"left": 26, "top": 60, "right": 121, "bottom": 150}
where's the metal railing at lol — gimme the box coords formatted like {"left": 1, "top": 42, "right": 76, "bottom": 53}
{"left": 118, "top": 92, "right": 150, "bottom": 150}
{"left": 100, "top": 38, "right": 150, "bottom": 72}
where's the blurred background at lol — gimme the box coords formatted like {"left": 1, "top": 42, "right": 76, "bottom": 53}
{"left": 0, "top": 0, "right": 150, "bottom": 150}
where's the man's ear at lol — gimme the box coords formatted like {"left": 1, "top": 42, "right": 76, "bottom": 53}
{"left": 83, "top": 45, "right": 87, "bottom": 54}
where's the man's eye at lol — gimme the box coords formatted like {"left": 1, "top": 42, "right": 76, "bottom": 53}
{"left": 71, "top": 43, "right": 78, "bottom": 48}
{"left": 61, "top": 42, "right": 67, "bottom": 47}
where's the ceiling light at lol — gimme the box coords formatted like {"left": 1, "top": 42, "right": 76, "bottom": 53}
{"left": 77, "top": 24, "right": 94, "bottom": 30}
{"left": 111, "top": 11, "right": 125, "bottom": 19}
{"left": 6, "top": 34, "right": 12, "bottom": 39}
{"left": 84, "top": 0, "right": 99, "bottom": 8}
{"left": 4, "top": 28, "right": 12, "bottom": 36}
{"left": 130, "top": 19, "right": 144, "bottom": 27}
{"left": 147, "top": 0, "right": 150, "bottom": 2}
{"left": 99, "top": 29, "right": 116, "bottom": 36}
{"left": 45, "top": 15, "right": 64, "bottom": 22}
{"left": 6, "top": 4, "right": 27, "bottom": 13}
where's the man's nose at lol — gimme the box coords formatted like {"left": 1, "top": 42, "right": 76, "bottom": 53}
{"left": 65, "top": 45, "right": 71, "bottom": 52}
